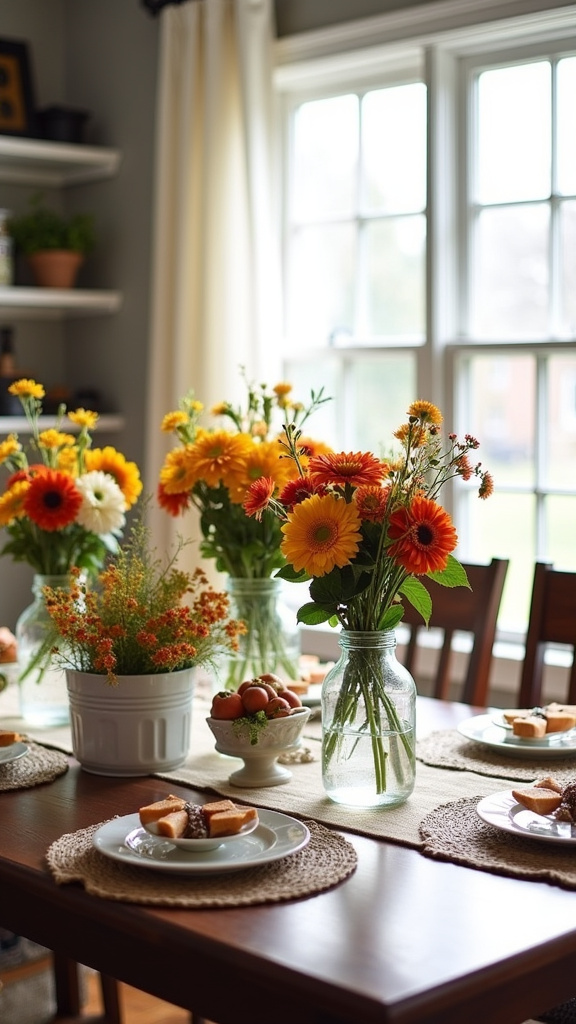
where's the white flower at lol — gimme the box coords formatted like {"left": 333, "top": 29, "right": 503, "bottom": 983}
{"left": 75, "top": 471, "right": 126, "bottom": 534}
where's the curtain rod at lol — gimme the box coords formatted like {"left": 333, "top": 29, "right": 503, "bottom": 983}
{"left": 141, "top": 0, "right": 190, "bottom": 16}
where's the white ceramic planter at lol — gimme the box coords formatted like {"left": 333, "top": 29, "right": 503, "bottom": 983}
{"left": 66, "top": 669, "right": 195, "bottom": 776}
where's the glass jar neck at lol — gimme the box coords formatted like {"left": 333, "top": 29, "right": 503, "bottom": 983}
{"left": 226, "top": 577, "right": 281, "bottom": 597}
{"left": 338, "top": 629, "right": 397, "bottom": 652}
{"left": 32, "top": 574, "right": 70, "bottom": 598}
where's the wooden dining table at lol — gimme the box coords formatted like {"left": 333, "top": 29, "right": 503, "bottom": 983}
{"left": 2, "top": 694, "right": 576, "bottom": 1024}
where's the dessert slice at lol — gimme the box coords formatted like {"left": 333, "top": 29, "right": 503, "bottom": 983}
{"left": 138, "top": 794, "right": 187, "bottom": 825}
{"left": 512, "top": 716, "right": 547, "bottom": 738}
{"left": 512, "top": 787, "right": 563, "bottom": 815}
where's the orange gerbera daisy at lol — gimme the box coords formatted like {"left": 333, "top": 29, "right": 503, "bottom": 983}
{"left": 0, "top": 480, "right": 30, "bottom": 527}
{"left": 182, "top": 430, "right": 253, "bottom": 491}
{"left": 84, "top": 446, "right": 142, "bottom": 508}
{"left": 159, "top": 446, "right": 198, "bottom": 494}
{"left": 23, "top": 469, "right": 82, "bottom": 531}
{"left": 407, "top": 400, "right": 443, "bottom": 426}
{"left": 355, "top": 485, "right": 391, "bottom": 523}
{"left": 387, "top": 495, "right": 457, "bottom": 575}
{"left": 227, "top": 440, "right": 293, "bottom": 503}
{"left": 157, "top": 482, "right": 192, "bottom": 517}
{"left": 281, "top": 493, "right": 362, "bottom": 577}
{"left": 242, "top": 477, "right": 276, "bottom": 520}
{"left": 309, "top": 451, "right": 384, "bottom": 489}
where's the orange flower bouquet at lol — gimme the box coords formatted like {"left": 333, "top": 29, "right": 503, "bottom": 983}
{"left": 157, "top": 373, "right": 330, "bottom": 687}
{"left": 243, "top": 400, "right": 494, "bottom": 806}
{"left": 0, "top": 378, "right": 142, "bottom": 575}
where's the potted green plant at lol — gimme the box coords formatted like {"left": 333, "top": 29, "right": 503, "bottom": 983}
{"left": 8, "top": 194, "right": 96, "bottom": 289}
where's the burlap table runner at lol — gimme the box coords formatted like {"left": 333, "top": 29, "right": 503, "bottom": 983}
{"left": 420, "top": 796, "right": 576, "bottom": 890}
{"left": 0, "top": 741, "right": 68, "bottom": 791}
{"left": 416, "top": 729, "right": 576, "bottom": 786}
{"left": 46, "top": 818, "right": 358, "bottom": 907}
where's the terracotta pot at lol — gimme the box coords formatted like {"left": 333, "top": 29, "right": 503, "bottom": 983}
{"left": 27, "top": 250, "right": 84, "bottom": 289}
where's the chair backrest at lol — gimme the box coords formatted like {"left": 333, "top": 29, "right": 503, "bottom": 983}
{"left": 400, "top": 557, "right": 509, "bottom": 705}
{"left": 518, "top": 562, "right": 576, "bottom": 708}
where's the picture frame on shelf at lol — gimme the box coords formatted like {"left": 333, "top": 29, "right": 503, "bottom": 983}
{"left": 0, "top": 39, "right": 36, "bottom": 137}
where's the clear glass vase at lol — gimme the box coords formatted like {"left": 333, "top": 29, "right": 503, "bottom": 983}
{"left": 321, "top": 629, "right": 416, "bottom": 808}
{"left": 16, "top": 574, "right": 70, "bottom": 727}
{"left": 217, "top": 576, "right": 300, "bottom": 691}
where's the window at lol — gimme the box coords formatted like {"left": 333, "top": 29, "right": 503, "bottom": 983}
{"left": 275, "top": 3, "right": 576, "bottom": 637}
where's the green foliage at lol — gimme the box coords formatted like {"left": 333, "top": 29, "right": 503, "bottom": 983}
{"left": 8, "top": 194, "right": 96, "bottom": 255}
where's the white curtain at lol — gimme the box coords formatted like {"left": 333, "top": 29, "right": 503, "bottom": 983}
{"left": 145, "top": 0, "right": 281, "bottom": 562}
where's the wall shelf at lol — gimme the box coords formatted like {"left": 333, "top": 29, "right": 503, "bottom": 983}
{"left": 0, "top": 287, "right": 122, "bottom": 319}
{"left": 0, "top": 135, "right": 121, "bottom": 186}
{"left": 0, "top": 414, "right": 125, "bottom": 434}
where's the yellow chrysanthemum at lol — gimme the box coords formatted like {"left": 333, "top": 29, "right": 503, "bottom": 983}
{"left": 38, "top": 429, "right": 76, "bottom": 450}
{"left": 211, "top": 402, "right": 230, "bottom": 416}
{"left": 281, "top": 493, "right": 362, "bottom": 577}
{"left": 56, "top": 448, "right": 80, "bottom": 475}
{"left": 159, "top": 447, "right": 198, "bottom": 494}
{"left": 0, "top": 480, "right": 30, "bottom": 527}
{"left": 7, "top": 379, "right": 45, "bottom": 399}
{"left": 161, "top": 410, "right": 189, "bottom": 433}
{"left": 228, "top": 440, "right": 294, "bottom": 503}
{"left": 84, "top": 446, "right": 142, "bottom": 508}
{"left": 67, "top": 408, "right": 99, "bottom": 430}
{"left": 407, "top": 400, "right": 443, "bottom": 426}
{"left": 273, "top": 382, "right": 292, "bottom": 397}
{"left": 0, "top": 435, "right": 20, "bottom": 464}
{"left": 184, "top": 431, "right": 253, "bottom": 491}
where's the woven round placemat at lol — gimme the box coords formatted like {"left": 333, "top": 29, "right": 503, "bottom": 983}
{"left": 419, "top": 796, "right": 576, "bottom": 889}
{"left": 46, "top": 818, "right": 358, "bottom": 907}
{"left": 417, "top": 730, "right": 576, "bottom": 785}
{"left": 0, "top": 741, "right": 68, "bottom": 791}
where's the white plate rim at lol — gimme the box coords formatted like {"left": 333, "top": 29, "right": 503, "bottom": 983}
{"left": 477, "top": 789, "right": 576, "bottom": 846}
{"left": 93, "top": 809, "right": 310, "bottom": 874}
{"left": 143, "top": 813, "right": 259, "bottom": 849}
{"left": 0, "top": 741, "right": 29, "bottom": 765}
{"left": 458, "top": 713, "right": 576, "bottom": 759}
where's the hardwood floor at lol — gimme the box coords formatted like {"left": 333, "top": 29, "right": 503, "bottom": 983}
{"left": 84, "top": 970, "right": 207, "bottom": 1024}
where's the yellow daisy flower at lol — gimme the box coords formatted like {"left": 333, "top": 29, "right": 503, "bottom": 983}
{"left": 84, "top": 446, "right": 142, "bottom": 508}
{"left": 68, "top": 408, "right": 99, "bottom": 430}
{"left": 0, "top": 435, "right": 21, "bottom": 464}
{"left": 281, "top": 492, "right": 362, "bottom": 577}
{"left": 7, "top": 379, "right": 45, "bottom": 400}
{"left": 273, "top": 382, "right": 292, "bottom": 397}
{"left": 159, "top": 447, "right": 198, "bottom": 494}
{"left": 161, "top": 410, "right": 189, "bottom": 433}
{"left": 227, "top": 439, "right": 294, "bottom": 503}
{"left": 184, "top": 431, "right": 253, "bottom": 490}
{"left": 38, "top": 429, "right": 76, "bottom": 450}
{"left": 407, "top": 400, "right": 443, "bottom": 426}
{"left": 0, "top": 480, "right": 30, "bottom": 527}
{"left": 56, "top": 448, "right": 80, "bottom": 475}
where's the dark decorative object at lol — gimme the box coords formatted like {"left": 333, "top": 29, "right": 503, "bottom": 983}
{"left": 141, "top": 0, "right": 189, "bottom": 15}
{"left": 0, "top": 38, "right": 36, "bottom": 137}
{"left": 36, "top": 105, "right": 90, "bottom": 144}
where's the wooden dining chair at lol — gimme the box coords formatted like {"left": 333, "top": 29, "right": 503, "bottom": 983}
{"left": 52, "top": 955, "right": 122, "bottom": 1023}
{"left": 518, "top": 562, "right": 576, "bottom": 709}
{"left": 399, "top": 557, "right": 509, "bottom": 706}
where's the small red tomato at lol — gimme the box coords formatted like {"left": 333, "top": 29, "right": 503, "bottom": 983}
{"left": 237, "top": 679, "right": 257, "bottom": 696}
{"left": 210, "top": 692, "right": 244, "bottom": 720}
{"left": 265, "top": 696, "right": 291, "bottom": 719}
{"left": 277, "top": 688, "right": 302, "bottom": 709}
{"left": 241, "top": 685, "right": 270, "bottom": 714}
{"left": 257, "top": 673, "right": 283, "bottom": 691}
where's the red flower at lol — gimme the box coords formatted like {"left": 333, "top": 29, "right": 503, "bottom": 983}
{"left": 278, "top": 475, "right": 323, "bottom": 511}
{"left": 387, "top": 495, "right": 458, "bottom": 575}
{"left": 243, "top": 477, "right": 275, "bottom": 519}
{"left": 23, "top": 469, "right": 82, "bottom": 531}
{"left": 309, "top": 451, "right": 384, "bottom": 488}
{"left": 355, "top": 485, "right": 391, "bottom": 523}
{"left": 157, "top": 482, "right": 191, "bottom": 517}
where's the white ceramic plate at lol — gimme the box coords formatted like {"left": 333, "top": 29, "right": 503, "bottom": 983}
{"left": 0, "top": 741, "right": 29, "bottom": 765}
{"left": 477, "top": 790, "right": 576, "bottom": 846}
{"left": 301, "top": 683, "right": 322, "bottom": 708}
{"left": 93, "top": 810, "right": 310, "bottom": 874}
{"left": 458, "top": 714, "right": 576, "bottom": 759}
{"left": 143, "top": 813, "right": 259, "bottom": 851}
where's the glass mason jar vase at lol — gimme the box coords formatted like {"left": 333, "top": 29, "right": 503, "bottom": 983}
{"left": 321, "top": 630, "right": 416, "bottom": 808}
{"left": 218, "top": 576, "right": 300, "bottom": 691}
{"left": 16, "top": 574, "right": 70, "bottom": 727}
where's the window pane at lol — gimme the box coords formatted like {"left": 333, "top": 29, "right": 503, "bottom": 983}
{"left": 292, "top": 95, "right": 358, "bottom": 219}
{"left": 546, "top": 353, "right": 576, "bottom": 489}
{"left": 459, "top": 353, "right": 535, "bottom": 487}
{"left": 557, "top": 57, "right": 576, "bottom": 195}
{"left": 473, "top": 205, "right": 549, "bottom": 338}
{"left": 285, "top": 353, "right": 415, "bottom": 451}
{"left": 560, "top": 200, "right": 576, "bottom": 336}
{"left": 477, "top": 62, "right": 551, "bottom": 204}
{"left": 286, "top": 223, "right": 356, "bottom": 349}
{"left": 364, "top": 216, "right": 426, "bottom": 337}
{"left": 464, "top": 492, "right": 535, "bottom": 633}
{"left": 548, "top": 496, "right": 576, "bottom": 569}
{"left": 361, "top": 84, "right": 426, "bottom": 213}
